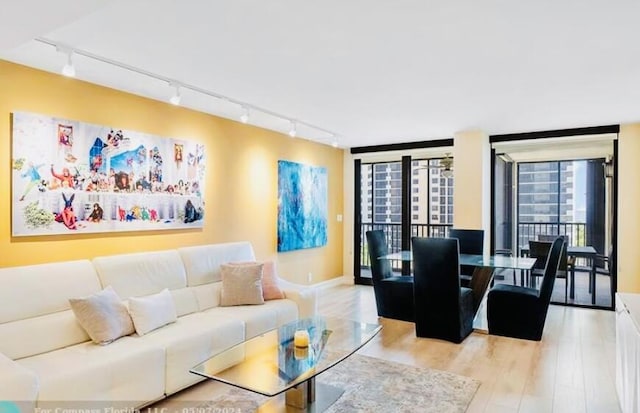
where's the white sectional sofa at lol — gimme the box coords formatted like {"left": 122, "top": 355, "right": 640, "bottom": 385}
{"left": 0, "top": 242, "right": 317, "bottom": 410}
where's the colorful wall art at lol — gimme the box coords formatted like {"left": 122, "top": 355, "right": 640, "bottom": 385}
{"left": 277, "top": 160, "right": 328, "bottom": 252}
{"left": 11, "top": 112, "right": 205, "bottom": 236}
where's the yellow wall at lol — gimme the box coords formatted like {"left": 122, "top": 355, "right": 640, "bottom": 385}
{"left": 453, "top": 130, "right": 491, "bottom": 252}
{"left": 617, "top": 124, "right": 640, "bottom": 292}
{"left": 0, "top": 60, "right": 344, "bottom": 284}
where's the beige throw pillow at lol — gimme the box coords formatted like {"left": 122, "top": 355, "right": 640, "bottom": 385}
{"left": 230, "top": 260, "right": 285, "bottom": 301}
{"left": 128, "top": 288, "right": 177, "bottom": 336}
{"left": 69, "top": 286, "right": 134, "bottom": 345}
{"left": 220, "top": 263, "right": 265, "bottom": 306}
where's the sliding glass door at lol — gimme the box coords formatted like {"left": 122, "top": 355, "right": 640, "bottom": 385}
{"left": 354, "top": 156, "right": 454, "bottom": 284}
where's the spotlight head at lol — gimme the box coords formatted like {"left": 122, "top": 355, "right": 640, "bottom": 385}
{"left": 57, "top": 46, "right": 75, "bottom": 77}
{"left": 62, "top": 61, "right": 76, "bottom": 77}
{"left": 240, "top": 106, "right": 250, "bottom": 123}
{"left": 288, "top": 122, "right": 297, "bottom": 138}
{"left": 169, "top": 83, "right": 181, "bottom": 106}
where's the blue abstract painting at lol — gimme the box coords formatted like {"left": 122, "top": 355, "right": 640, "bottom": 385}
{"left": 278, "top": 160, "right": 328, "bottom": 252}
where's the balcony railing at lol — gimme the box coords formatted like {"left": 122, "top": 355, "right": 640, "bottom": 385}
{"left": 360, "top": 223, "right": 453, "bottom": 271}
{"left": 360, "top": 221, "right": 591, "bottom": 274}
{"left": 517, "top": 222, "right": 587, "bottom": 251}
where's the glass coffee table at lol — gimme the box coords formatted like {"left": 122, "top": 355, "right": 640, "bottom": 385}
{"left": 190, "top": 316, "right": 381, "bottom": 412}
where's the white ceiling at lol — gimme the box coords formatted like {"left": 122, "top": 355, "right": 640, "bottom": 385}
{"left": 2, "top": 1, "right": 640, "bottom": 149}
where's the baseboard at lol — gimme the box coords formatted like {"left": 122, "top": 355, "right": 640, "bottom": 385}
{"left": 311, "top": 276, "right": 350, "bottom": 290}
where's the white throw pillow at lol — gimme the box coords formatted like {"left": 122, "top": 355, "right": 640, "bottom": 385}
{"left": 128, "top": 288, "right": 178, "bottom": 336}
{"left": 69, "top": 285, "right": 135, "bottom": 345}
{"left": 220, "top": 263, "right": 265, "bottom": 306}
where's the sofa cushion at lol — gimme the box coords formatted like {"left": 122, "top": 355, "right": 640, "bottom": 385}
{"left": 0, "top": 352, "right": 38, "bottom": 410}
{"left": 0, "top": 260, "right": 100, "bottom": 325}
{"left": 132, "top": 312, "right": 245, "bottom": 394}
{"left": 178, "top": 242, "right": 256, "bottom": 286}
{"left": 0, "top": 310, "right": 89, "bottom": 360}
{"left": 206, "top": 300, "right": 297, "bottom": 339}
{"left": 92, "top": 250, "right": 187, "bottom": 299}
{"left": 129, "top": 289, "right": 177, "bottom": 336}
{"left": 191, "top": 283, "right": 221, "bottom": 312}
{"left": 17, "top": 336, "right": 165, "bottom": 405}
{"left": 69, "top": 286, "right": 135, "bottom": 345}
{"left": 169, "top": 287, "right": 199, "bottom": 317}
{"left": 220, "top": 263, "right": 264, "bottom": 306}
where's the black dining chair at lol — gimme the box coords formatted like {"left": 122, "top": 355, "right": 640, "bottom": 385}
{"left": 530, "top": 239, "right": 569, "bottom": 301}
{"left": 487, "top": 237, "right": 564, "bottom": 341}
{"left": 538, "top": 234, "right": 574, "bottom": 299}
{"left": 365, "top": 230, "right": 415, "bottom": 322}
{"left": 411, "top": 237, "right": 475, "bottom": 343}
{"left": 448, "top": 229, "right": 484, "bottom": 288}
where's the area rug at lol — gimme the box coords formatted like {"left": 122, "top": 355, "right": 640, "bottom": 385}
{"left": 199, "top": 353, "right": 480, "bottom": 413}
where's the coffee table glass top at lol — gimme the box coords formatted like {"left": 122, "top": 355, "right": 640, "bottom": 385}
{"left": 190, "top": 316, "right": 381, "bottom": 397}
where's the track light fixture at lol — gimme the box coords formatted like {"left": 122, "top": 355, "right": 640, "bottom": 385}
{"left": 57, "top": 46, "right": 76, "bottom": 77}
{"left": 169, "top": 83, "right": 181, "bottom": 106}
{"left": 40, "top": 38, "right": 341, "bottom": 147}
{"left": 288, "top": 121, "right": 297, "bottom": 138}
{"left": 240, "top": 106, "right": 250, "bottom": 124}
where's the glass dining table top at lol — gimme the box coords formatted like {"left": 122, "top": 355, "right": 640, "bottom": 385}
{"left": 379, "top": 251, "right": 536, "bottom": 270}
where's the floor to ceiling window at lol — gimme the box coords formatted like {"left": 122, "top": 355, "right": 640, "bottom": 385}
{"left": 355, "top": 156, "right": 454, "bottom": 283}
{"left": 516, "top": 159, "right": 610, "bottom": 307}
{"left": 517, "top": 161, "right": 585, "bottom": 249}
{"left": 410, "top": 159, "right": 454, "bottom": 238}
{"left": 491, "top": 134, "right": 616, "bottom": 309}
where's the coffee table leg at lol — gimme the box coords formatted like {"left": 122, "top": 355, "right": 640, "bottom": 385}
{"left": 282, "top": 378, "right": 344, "bottom": 412}
{"left": 285, "top": 377, "right": 315, "bottom": 409}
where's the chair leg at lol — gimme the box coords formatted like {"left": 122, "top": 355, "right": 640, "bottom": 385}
{"left": 570, "top": 266, "right": 575, "bottom": 299}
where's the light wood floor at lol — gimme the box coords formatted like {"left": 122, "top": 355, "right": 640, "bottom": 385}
{"left": 320, "top": 284, "right": 620, "bottom": 413}
{"left": 155, "top": 283, "right": 620, "bottom": 413}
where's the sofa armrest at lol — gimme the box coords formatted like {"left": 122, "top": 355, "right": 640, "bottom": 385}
{"left": 278, "top": 278, "right": 318, "bottom": 319}
{"left": 0, "top": 352, "right": 38, "bottom": 409}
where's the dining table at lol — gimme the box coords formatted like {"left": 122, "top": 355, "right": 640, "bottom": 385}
{"left": 378, "top": 251, "right": 537, "bottom": 332}
{"left": 379, "top": 251, "right": 537, "bottom": 271}
{"left": 520, "top": 245, "right": 598, "bottom": 304}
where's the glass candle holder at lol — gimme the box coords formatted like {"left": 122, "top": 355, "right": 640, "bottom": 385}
{"left": 294, "top": 346, "right": 309, "bottom": 360}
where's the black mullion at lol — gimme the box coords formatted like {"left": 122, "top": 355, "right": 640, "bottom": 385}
{"left": 401, "top": 156, "right": 411, "bottom": 275}
{"left": 611, "top": 139, "right": 618, "bottom": 309}
{"left": 490, "top": 148, "right": 496, "bottom": 254}
{"left": 516, "top": 163, "right": 520, "bottom": 254}
{"left": 427, "top": 159, "right": 431, "bottom": 234}
{"left": 353, "top": 159, "right": 371, "bottom": 285}
{"left": 557, "top": 161, "right": 561, "bottom": 229}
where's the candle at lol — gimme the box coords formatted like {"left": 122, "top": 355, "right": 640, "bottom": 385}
{"left": 294, "top": 346, "right": 309, "bottom": 360}
{"left": 294, "top": 329, "right": 310, "bottom": 348}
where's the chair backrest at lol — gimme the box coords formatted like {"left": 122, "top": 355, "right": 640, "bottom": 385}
{"left": 448, "top": 229, "right": 484, "bottom": 255}
{"left": 528, "top": 240, "right": 551, "bottom": 271}
{"left": 538, "top": 237, "right": 565, "bottom": 306}
{"left": 411, "top": 237, "right": 463, "bottom": 337}
{"left": 365, "top": 230, "right": 393, "bottom": 284}
{"left": 537, "top": 234, "right": 568, "bottom": 272}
